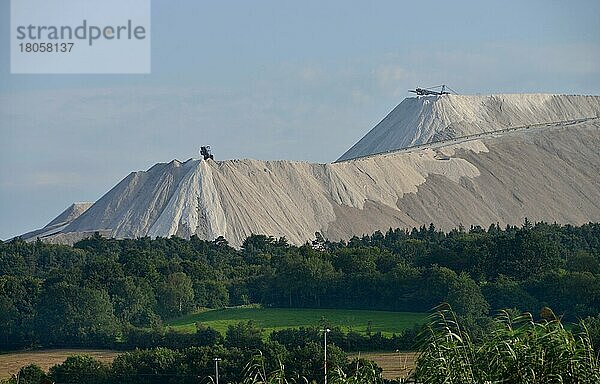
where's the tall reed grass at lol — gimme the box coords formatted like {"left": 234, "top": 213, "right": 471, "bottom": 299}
{"left": 414, "top": 306, "right": 600, "bottom": 383}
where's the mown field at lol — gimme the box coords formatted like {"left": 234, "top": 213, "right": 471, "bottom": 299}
{"left": 350, "top": 352, "right": 417, "bottom": 379}
{"left": 166, "top": 307, "right": 427, "bottom": 335}
{"left": 0, "top": 349, "right": 118, "bottom": 379}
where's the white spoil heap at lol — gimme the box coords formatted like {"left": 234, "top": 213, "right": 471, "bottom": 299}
{"left": 22, "top": 94, "right": 600, "bottom": 246}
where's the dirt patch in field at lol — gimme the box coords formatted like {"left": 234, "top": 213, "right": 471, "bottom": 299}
{"left": 0, "top": 349, "right": 118, "bottom": 379}
{"left": 350, "top": 351, "right": 417, "bottom": 379}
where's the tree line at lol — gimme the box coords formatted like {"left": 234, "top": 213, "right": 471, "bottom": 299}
{"left": 1, "top": 220, "right": 600, "bottom": 351}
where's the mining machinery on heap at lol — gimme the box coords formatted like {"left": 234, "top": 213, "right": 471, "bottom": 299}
{"left": 200, "top": 146, "right": 214, "bottom": 160}
{"left": 409, "top": 84, "right": 458, "bottom": 96}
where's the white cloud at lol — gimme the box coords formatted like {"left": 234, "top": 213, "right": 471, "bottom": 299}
{"left": 299, "top": 65, "right": 324, "bottom": 82}
{"left": 350, "top": 89, "right": 371, "bottom": 105}
{"left": 375, "top": 64, "right": 407, "bottom": 85}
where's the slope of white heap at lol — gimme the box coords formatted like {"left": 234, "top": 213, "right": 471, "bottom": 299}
{"left": 55, "top": 149, "right": 485, "bottom": 245}
{"left": 337, "top": 94, "right": 600, "bottom": 161}
{"left": 21, "top": 93, "right": 600, "bottom": 246}
{"left": 20, "top": 202, "right": 93, "bottom": 241}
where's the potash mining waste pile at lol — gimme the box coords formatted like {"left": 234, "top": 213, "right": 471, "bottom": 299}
{"left": 20, "top": 93, "right": 600, "bottom": 246}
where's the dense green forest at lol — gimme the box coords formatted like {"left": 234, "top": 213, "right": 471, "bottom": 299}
{"left": 2, "top": 221, "right": 600, "bottom": 351}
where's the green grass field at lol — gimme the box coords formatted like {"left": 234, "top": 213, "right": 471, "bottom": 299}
{"left": 166, "top": 307, "right": 427, "bottom": 336}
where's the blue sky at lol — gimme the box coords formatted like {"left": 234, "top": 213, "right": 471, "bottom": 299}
{"left": 1, "top": 0, "right": 599, "bottom": 239}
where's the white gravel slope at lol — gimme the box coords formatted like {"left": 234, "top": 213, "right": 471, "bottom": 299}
{"left": 61, "top": 146, "right": 484, "bottom": 245}
{"left": 20, "top": 202, "right": 93, "bottom": 241}
{"left": 337, "top": 94, "right": 600, "bottom": 161}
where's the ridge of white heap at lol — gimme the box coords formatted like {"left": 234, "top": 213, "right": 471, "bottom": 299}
{"left": 337, "top": 94, "right": 600, "bottom": 161}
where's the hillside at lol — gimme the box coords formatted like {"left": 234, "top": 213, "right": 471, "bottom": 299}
{"left": 21, "top": 94, "right": 600, "bottom": 246}
{"left": 337, "top": 94, "right": 600, "bottom": 161}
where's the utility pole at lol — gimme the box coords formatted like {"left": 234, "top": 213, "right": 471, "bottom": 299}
{"left": 213, "top": 357, "right": 222, "bottom": 384}
{"left": 320, "top": 328, "right": 331, "bottom": 384}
